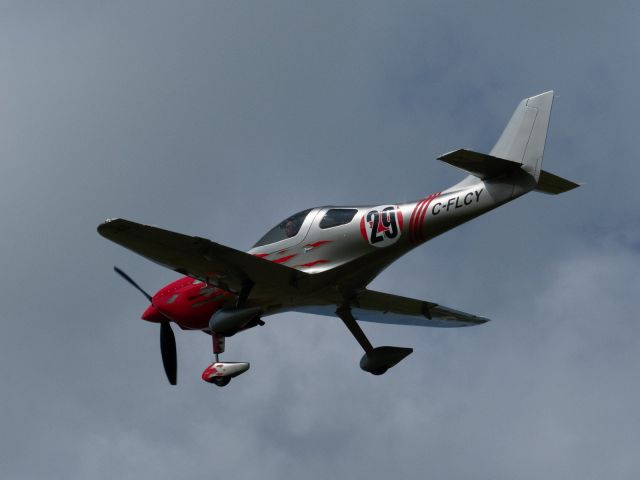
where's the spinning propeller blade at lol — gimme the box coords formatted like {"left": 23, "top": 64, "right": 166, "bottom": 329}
{"left": 160, "top": 321, "right": 177, "bottom": 385}
{"left": 113, "top": 266, "right": 177, "bottom": 385}
{"left": 113, "top": 266, "right": 152, "bottom": 302}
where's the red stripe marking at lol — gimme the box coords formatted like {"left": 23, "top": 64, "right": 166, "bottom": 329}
{"left": 416, "top": 192, "right": 441, "bottom": 244}
{"left": 414, "top": 195, "right": 434, "bottom": 240}
{"left": 253, "top": 253, "right": 269, "bottom": 258}
{"left": 305, "top": 240, "right": 332, "bottom": 248}
{"left": 272, "top": 254, "right": 297, "bottom": 264}
{"left": 408, "top": 199, "right": 423, "bottom": 241}
{"left": 409, "top": 195, "right": 433, "bottom": 244}
{"left": 359, "top": 215, "right": 367, "bottom": 241}
{"left": 408, "top": 197, "right": 428, "bottom": 244}
{"left": 295, "top": 260, "right": 329, "bottom": 268}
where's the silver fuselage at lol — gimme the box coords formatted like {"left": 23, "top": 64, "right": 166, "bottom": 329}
{"left": 248, "top": 171, "right": 535, "bottom": 308}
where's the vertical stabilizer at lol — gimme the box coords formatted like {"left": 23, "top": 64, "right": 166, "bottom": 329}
{"left": 489, "top": 91, "right": 554, "bottom": 181}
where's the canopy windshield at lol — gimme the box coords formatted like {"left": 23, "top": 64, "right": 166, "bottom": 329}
{"left": 253, "top": 208, "right": 313, "bottom": 247}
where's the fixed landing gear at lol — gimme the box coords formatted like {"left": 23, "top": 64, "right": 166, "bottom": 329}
{"left": 211, "top": 376, "right": 231, "bottom": 387}
{"left": 336, "top": 305, "right": 413, "bottom": 375}
{"left": 201, "top": 333, "right": 250, "bottom": 387}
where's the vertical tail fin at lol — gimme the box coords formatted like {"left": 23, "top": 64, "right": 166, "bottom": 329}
{"left": 489, "top": 90, "right": 554, "bottom": 181}
{"left": 438, "top": 91, "right": 579, "bottom": 195}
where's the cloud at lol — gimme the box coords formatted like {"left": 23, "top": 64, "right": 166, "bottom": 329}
{"left": 1, "top": 1, "right": 639, "bottom": 479}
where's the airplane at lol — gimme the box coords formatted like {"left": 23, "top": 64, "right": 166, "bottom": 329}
{"left": 98, "top": 91, "right": 578, "bottom": 387}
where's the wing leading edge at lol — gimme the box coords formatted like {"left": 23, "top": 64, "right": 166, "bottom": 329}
{"left": 97, "top": 218, "right": 308, "bottom": 300}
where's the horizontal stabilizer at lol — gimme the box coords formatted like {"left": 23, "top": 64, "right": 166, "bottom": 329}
{"left": 535, "top": 170, "right": 580, "bottom": 194}
{"left": 438, "top": 148, "right": 521, "bottom": 179}
{"left": 438, "top": 148, "right": 580, "bottom": 195}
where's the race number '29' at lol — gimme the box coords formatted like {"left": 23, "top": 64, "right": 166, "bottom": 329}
{"left": 360, "top": 206, "right": 404, "bottom": 248}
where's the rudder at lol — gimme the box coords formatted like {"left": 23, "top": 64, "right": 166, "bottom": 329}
{"left": 489, "top": 90, "right": 554, "bottom": 181}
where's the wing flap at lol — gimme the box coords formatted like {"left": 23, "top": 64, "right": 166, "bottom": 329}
{"left": 97, "top": 218, "right": 306, "bottom": 298}
{"left": 352, "top": 289, "right": 489, "bottom": 327}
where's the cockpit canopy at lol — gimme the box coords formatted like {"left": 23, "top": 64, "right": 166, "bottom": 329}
{"left": 253, "top": 208, "right": 313, "bottom": 247}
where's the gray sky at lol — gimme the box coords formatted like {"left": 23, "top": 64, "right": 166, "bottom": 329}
{"left": 1, "top": 1, "right": 639, "bottom": 479}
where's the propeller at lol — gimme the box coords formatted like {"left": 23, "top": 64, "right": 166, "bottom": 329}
{"left": 114, "top": 266, "right": 152, "bottom": 301}
{"left": 114, "top": 266, "right": 177, "bottom": 385}
{"left": 159, "top": 321, "right": 177, "bottom": 385}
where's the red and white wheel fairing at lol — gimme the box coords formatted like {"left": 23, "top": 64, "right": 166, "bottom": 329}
{"left": 201, "top": 362, "right": 250, "bottom": 383}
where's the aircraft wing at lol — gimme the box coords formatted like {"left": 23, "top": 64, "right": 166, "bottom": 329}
{"left": 97, "top": 218, "right": 307, "bottom": 299}
{"left": 349, "top": 289, "right": 490, "bottom": 327}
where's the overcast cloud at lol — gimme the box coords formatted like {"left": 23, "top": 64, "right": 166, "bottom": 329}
{"left": 1, "top": 1, "right": 639, "bottom": 479}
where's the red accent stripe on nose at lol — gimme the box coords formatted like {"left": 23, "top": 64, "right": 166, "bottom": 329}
{"left": 272, "top": 254, "right": 297, "bottom": 264}
{"left": 295, "top": 260, "right": 329, "bottom": 268}
{"left": 305, "top": 240, "right": 331, "bottom": 248}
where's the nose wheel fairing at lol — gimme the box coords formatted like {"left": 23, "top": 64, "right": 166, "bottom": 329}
{"left": 202, "top": 332, "right": 250, "bottom": 387}
{"left": 201, "top": 362, "right": 250, "bottom": 385}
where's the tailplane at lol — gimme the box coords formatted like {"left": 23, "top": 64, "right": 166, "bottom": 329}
{"left": 535, "top": 170, "right": 580, "bottom": 194}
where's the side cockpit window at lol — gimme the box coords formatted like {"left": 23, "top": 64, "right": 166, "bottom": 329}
{"left": 319, "top": 209, "right": 358, "bottom": 229}
{"left": 253, "top": 208, "right": 313, "bottom": 247}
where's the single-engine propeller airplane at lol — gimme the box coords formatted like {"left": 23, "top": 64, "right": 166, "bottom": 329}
{"left": 98, "top": 91, "right": 578, "bottom": 387}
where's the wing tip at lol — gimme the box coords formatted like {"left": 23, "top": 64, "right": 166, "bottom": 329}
{"left": 97, "top": 218, "right": 125, "bottom": 238}
{"left": 455, "top": 316, "right": 490, "bottom": 326}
